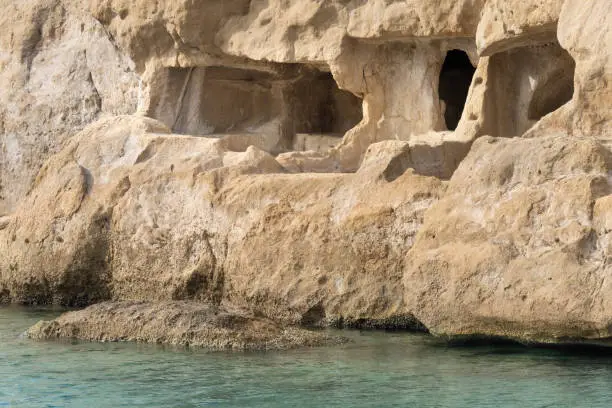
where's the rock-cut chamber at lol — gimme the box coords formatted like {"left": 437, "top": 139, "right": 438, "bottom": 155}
{"left": 149, "top": 65, "right": 363, "bottom": 154}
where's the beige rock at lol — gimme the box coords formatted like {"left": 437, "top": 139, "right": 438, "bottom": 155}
{"left": 0, "top": 216, "right": 10, "bottom": 230}
{"left": 27, "top": 301, "right": 347, "bottom": 350}
{"left": 145, "top": 64, "right": 362, "bottom": 155}
{"left": 405, "top": 135, "right": 612, "bottom": 343}
{"left": 1, "top": 0, "right": 588, "bottom": 216}
{"left": 279, "top": 39, "right": 478, "bottom": 172}
{"left": 476, "top": 0, "right": 564, "bottom": 56}
{"left": 217, "top": 0, "right": 347, "bottom": 64}
{"left": 1, "top": 0, "right": 612, "bottom": 347}
{"left": 0, "top": 115, "right": 292, "bottom": 305}
{"left": 0, "top": 0, "right": 139, "bottom": 214}
{"left": 63, "top": 0, "right": 488, "bottom": 173}
{"left": 523, "top": 0, "right": 612, "bottom": 140}
{"left": 216, "top": 0, "right": 485, "bottom": 64}
{"left": 347, "top": 0, "right": 485, "bottom": 39}
{"left": 293, "top": 134, "right": 342, "bottom": 153}
{"left": 65, "top": 0, "right": 251, "bottom": 70}
{"left": 475, "top": 43, "right": 575, "bottom": 138}
{"left": 0, "top": 116, "right": 444, "bottom": 329}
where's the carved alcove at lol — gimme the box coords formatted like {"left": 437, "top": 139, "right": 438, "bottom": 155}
{"left": 148, "top": 65, "right": 362, "bottom": 154}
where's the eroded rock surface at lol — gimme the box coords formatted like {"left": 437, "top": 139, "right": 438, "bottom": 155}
{"left": 27, "top": 301, "right": 346, "bottom": 350}
{"left": 0, "top": 0, "right": 139, "bottom": 214}
{"left": 0, "top": 115, "right": 444, "bottom": 329}
{"left": 2, "top": 0, "right": 612, "bottom": 347}
{"left": 405, "top": 135, "right": 612, "bottom": 344}
{"left": 476, "top": 0, "right": 564, "bottom": 56}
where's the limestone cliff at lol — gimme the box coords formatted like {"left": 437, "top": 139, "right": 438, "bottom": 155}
{"left": 1, "top": 0, "right": 612, "bottom": 346}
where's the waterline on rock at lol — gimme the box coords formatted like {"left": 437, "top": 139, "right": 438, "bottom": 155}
{"left": 3, "top": 306, "right": 612, "bottom": 408}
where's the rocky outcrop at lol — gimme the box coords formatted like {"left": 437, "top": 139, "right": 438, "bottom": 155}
{"left": 523, "top": 0, "right": 612, "bottom": 140}
{"left": 0, "top": 115, "right": 444, "bottom": 328}
{"left": 3, "top": 0, "right": 612, "bottom": 347}
{"left": 27, "top": 301, "right": 346, "bottom": 350}
{"left": 405, "top": 135, "right": 612, "bottom": 343}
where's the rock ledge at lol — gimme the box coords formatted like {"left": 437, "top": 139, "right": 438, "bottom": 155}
{"left": 27, "top": 301, "right": 348, "bottom": 351}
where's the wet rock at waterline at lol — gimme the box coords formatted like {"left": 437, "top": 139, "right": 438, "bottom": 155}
{"left": 27, "top": 301, "right": 348, "bottom": 351}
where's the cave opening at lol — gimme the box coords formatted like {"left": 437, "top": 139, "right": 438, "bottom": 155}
{"left": 150, "top": 66, "right": 363, "bottom": 153}
{"left": 289, "top": 70, "right": 363, "bottom": 152}
{"left": 482, "top": 44, "right": 575, "bottom": 137}
{"left": 165, "top": 66, "right": 279, "bottom": 136}
{"left": 291, "top": 71, "right": 362, "bottom": 135}
{"left": 438, "top": 50, "right": 476, "bottom": 131}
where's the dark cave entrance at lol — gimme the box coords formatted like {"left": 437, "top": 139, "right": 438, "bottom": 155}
{"left": 291, "top": 71, "right": 363, "bottom": 136}
{"left": 438, "top": 50, "right": 476, "bottom": 131}
{"left": 288, "top": 70, "right": 363, "bottom": 152}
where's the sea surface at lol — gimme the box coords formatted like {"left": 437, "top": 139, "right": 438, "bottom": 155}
{"left": 1, "top": 306, "right": 612, "bottom": 408}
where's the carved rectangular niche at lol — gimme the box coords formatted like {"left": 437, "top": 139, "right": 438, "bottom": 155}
{"left": 483, "top": 43, "right": 575, "bottom": 137}
{"left": 148, "top": 65, "right": 363, "bottom": 153}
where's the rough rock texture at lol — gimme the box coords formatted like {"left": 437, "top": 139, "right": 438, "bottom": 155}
{"left": 476, "top": 0, "right": 564, "bottom": 56}
{"left": 0, "top": 115, "right": 444, "bottom": 328}
{"left": 27, "top": 301, "right": 346, "bottom": 350}
{"left": 0, "top": 0, "right": 139, "bottom": 214}
{"left": 3, "top": 0, "right": 612, "bottom": 346}
{"left": 523, "top": 0, "right": 612, "bottom": 140}
{"left": 405, "top": 135, "right": 612, "bottom": 343}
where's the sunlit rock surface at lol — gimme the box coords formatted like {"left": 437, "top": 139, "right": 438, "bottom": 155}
{"left": 1, "top": 0, "right": 612, "bottom": 346}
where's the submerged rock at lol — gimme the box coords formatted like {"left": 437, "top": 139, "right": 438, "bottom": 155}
{"left": 27, "top": 301, "right": 347, "bottom": 351}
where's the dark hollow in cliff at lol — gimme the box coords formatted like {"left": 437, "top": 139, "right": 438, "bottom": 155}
{"left": 438, "top": 50, "right": 476, "bottom": 131}
{"left": 154, "top": 66, "right": 278, "bottom": 136}
{"left": 149, "top": 65, "right": 362, "bottom": 153}
{"left": 290, "top": 71, "right": 363, "bottom": 136}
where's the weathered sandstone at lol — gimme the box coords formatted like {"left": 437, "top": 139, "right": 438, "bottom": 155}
{"left": 0, "top": 0, "right": 139, "bottom": 214}
{"left": 476, "top": 0, "right": 564, "bottom": 56}
{"left": 2, "top": 0, "right": 612, "bottom": 347}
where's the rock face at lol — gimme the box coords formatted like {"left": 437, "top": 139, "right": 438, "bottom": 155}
{"left": 405, "top": 135, "right": 612, "bottom": 343}
{"left": 1, "top": 115, "right": 444, "bottom": 329}
{"left": 476, "top": 0, "right": 564, "bottom": 56}
{"left": 0, "top": 0, "right": 139, "bottom": 215}
{"left": 27, "top": 301, "right": 346, "bottom": 350}
{"left": 2, "top": 0, "right": 612, "bottom": 346}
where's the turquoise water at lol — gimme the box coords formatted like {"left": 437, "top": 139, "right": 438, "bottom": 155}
{"left": 2, "top": 307, "right": 612, "bottom": 407}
